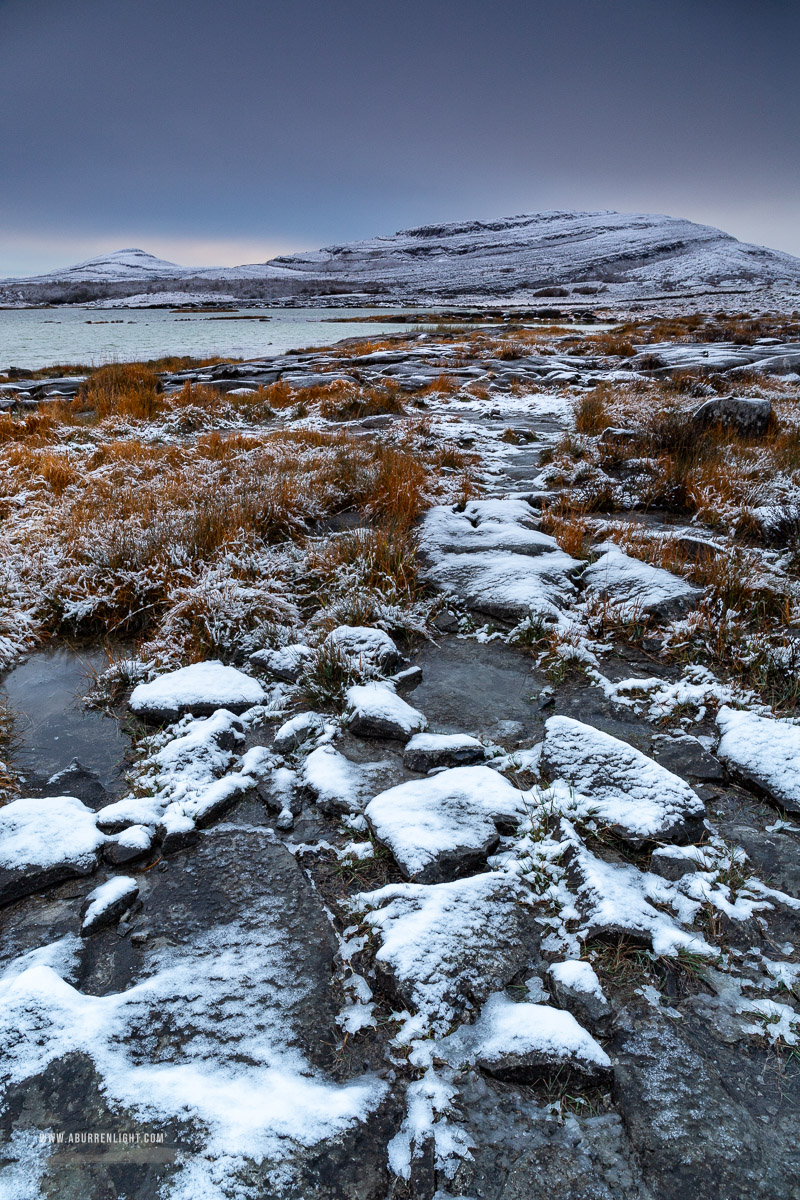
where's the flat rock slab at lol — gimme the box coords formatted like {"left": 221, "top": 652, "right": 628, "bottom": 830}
{"left": 345, "top": 681, "right": 426, "bottom": 740}
{"left": 440, "top": 992, "right": 611, "bottom": 1083}
{"left": 420, "top": 499, "right": 560, "bottom": 558}
{"left": 542, "top": 716, "right": 705, "bottom": 843}
{"left": 0, "top": 795, "right": 104, "bottom": 906}
{"left": 354, "top": 871, "right": 540, "bottom": 1030}
{"left": 420, "top": 498, "right": 581, "bottom": 622}
{"left": 424, "top": 548, "right": 580, "bottom": 623}
{"left": 129, "top": 660, "right": 265, "bottom": 722}
{"left": 0, "top": 828, "right": 389, "bottom": 1199}
{"left": 411, "top": 635, "right": 540, "bottom": 742}
{"left": 583, "top": 544, "right": 701, "bottom": 622}
{"left": 716, "top": 705, "right": 800, "bottom": 812}
{"left": 365, "top": 765, "right": 524, "bottom": 882}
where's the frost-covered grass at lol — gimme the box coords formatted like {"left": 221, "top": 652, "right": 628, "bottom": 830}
{"left": 0, "top": 365, "right": 476, "bottom": 671}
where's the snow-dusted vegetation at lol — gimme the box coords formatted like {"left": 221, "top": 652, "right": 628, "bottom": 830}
{"left": 1, "top": 304, "right": 800, "bottom": 1199}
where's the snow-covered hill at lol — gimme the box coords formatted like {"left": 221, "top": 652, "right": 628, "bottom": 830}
{"left": 4, "top": 211, "right": 800, "bottom": 306}
{"left": 268, "top": 210, "right": 800, "bottom": 301}
{"left": 13, "top": 247, "right": 192, "bottom": 284}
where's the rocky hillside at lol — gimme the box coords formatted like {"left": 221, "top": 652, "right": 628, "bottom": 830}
{"left": 4, "top": 210, "right": 800, "bottom": 307}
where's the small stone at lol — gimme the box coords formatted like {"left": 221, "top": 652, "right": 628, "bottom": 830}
{"left": 80, "top": 876, "right": 139, "bottom": 936}
{"left": 403, "top": 732, "right": 485, "bottom": 773}
{"left": 548, "top": 960, "right": 612, "bottom": 1027}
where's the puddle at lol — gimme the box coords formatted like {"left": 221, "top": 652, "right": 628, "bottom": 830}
{"left": 1, "top": 645, "right": 131, "bottom": 796}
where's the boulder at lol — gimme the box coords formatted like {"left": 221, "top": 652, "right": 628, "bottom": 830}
{"left": 716, "top": 706, "right": 800, "bottom": 813}
{"left": 323, "top": 626, "right": 402, "bottom": 675}
{"left": 542, "top": 716, "right": 705, "bottom": 844}
{"left": 365, "top": 765, "right": 523, "bottom": 882}
{"left": 582, "top": 544, "right": 702, "bottom": 622}
{"left": 353, "top": 871, "right": 540, "bottom": 1030}
{"left": 692, "top": 395, "right": 771, "bottom": 437}
{"left": 456, "top": 993, "right": 612, "bottom": 1083}
{"left": 249, "top": 643, "right": 313, "bottom": 681}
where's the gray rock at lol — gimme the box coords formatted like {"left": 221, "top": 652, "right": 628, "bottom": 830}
{"left": 355, "top": 871, "right": 541, "bottom": 1030}
{"left": 403, "top": 732, "right": 485, "bottom": 773}
{"left": 45, "top": 759, "right": 109, "bottom": 811}
{"left": 387, "top": 664, "right": 423, "bottom": 693}
{"left": 692, "top": 395, "right": 772, "bottom": 436}
{"left": 548, "top": 960, "right": 613, "bottom": 1028}
{"left": 80, "top": 876, "right": 139, "bottom": 935}
{"left": 650, "top": 846, "right": 699, "bottom": 881}
{"left": 651, "top": 733, "right": 727, "bottom": 784}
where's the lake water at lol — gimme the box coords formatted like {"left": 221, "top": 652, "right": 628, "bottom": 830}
{"left": 0, "top": 306, "right": 422, "bottom": 371}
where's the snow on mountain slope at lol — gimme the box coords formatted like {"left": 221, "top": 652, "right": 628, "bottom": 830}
{"left": 4, "top": 211, "right": 800, "bottom": 305}
{"left": 10, "top": 248, "right": 192, "bottom": 284}
{"left": 267, "top": 210, "right": 800, "bottom": 299}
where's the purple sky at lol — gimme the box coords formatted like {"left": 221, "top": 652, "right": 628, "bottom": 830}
{"left": 1, "top": 0, "right": 798, "bottom": 274}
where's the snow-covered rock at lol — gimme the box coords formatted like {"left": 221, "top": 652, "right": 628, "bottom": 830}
{"left": 345, "top": 682, "right": 426, "bottom": 740}
{"left": 421, "top": 499, "right": 580, "bottom": 622}
{"left": 80, "top": 876, "right": 139, "bottom": 935}
{"left": 272, "top": 711, "right": 327, "bottom": 754}
{"left": 548, "top": 960, "right": 611, "bottom": 1027}
{"left": 582, "top": 544, "right": 701, "bottom": 621}
{"left": 420, "top": 499, "right": 559, "bottom": 558}
{"left": 249, "top": 643, "right": 313, "bottom": 682}
{"left": 564, "top": 840, "right": 714, "bottom": 958}
{"left": 300, "top": 745, "right": 387, "bottom": 814}
{"left": 403, "top": 732, "right": 485, "bottom": 773}
{"left": 440, "top": 992, "right": 611, "bottom": 1082}
{"left": 716, "top": 706, "right": 800, "bottom": 813}
{"left": 692, "top": 395, "right": 771, "bottom": 436}
{"left": 365, "top": 765, "right": 524, "bottom": 882}
{"left": 353, "top": 871, "right": 539, "bottom": 1030}
{"left": 0, "top": 796, "right": 104, "bottom": 905}
{"left": 104, "top": 824, "right": 154, "bottom": 866}
{"left": 323, "top": 626, "right": 402, "bottom": 674}
{"left": 129, "top": 661, "right": 265, "bottom": 722}
{"left": 541, "top": 716, "right": 705, "bottom": 844}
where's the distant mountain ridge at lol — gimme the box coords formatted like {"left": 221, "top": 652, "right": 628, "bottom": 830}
{"left": 4, "top": 210, "right": 800, "bottom": 306}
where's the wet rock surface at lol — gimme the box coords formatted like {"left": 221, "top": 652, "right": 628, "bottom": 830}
{"left": 3, "top": 332, "right": 800, "bottom": 1199}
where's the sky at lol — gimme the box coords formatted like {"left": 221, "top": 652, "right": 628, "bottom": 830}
{"left": 1, "top": 0, "right": 799, "bottom": 276}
